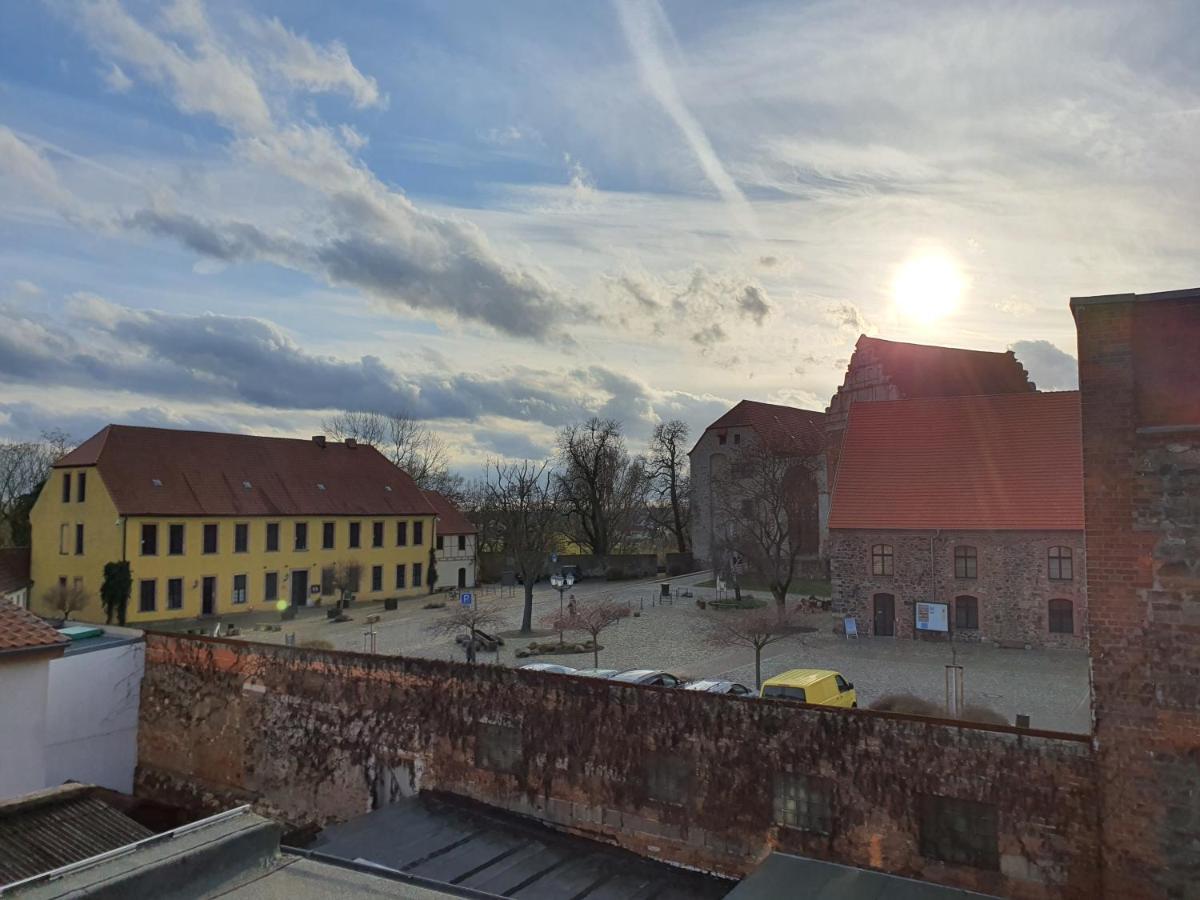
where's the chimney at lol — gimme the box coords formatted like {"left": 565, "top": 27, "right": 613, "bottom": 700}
{"left": 311, "top": 436, "right": 327, "bottom": 448}
{"left": 345, "top": 438, "right": 358, "bottom": 449}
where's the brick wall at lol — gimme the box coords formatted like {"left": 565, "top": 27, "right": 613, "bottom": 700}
{"left": 136, "top": 632, "right": 1099, "bottom": 898}
{"left": 1073, "top": 289, "right": 1200, "bottom": 897}
{"left": 830, "top": 529, "right": 1086, "bottom": 648}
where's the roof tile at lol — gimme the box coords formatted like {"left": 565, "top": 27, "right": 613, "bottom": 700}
{"left": 423, "top": 490, "right": 477, "bottom": 535}
{"left": 0, "top": 602, "right": 67, "bottom": 653}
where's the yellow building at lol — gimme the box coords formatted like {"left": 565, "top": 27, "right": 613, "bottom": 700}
{"left": 29, "top": 426, "right": 438, "bottom": 624}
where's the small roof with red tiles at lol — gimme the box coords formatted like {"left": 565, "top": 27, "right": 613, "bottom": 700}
{"left": 696, "top": 400, "right": 826, "bottom": 457}
{"left": 829, "top": 391, "right": 1083, "bottom": 531}
{"left": 0, "top": 603, "right": 67, "bottom": 656}
{"left": 0, "top": 548, "right": 31, "bottom": 594}
{"left": 423, "top": 490, "right": 477, "bottom": 535}
{"left": 54, "top": 425, "right": 437, "bottom": 518}
{"left": 849, "top": 336, "right": 1036, "bottom": 399}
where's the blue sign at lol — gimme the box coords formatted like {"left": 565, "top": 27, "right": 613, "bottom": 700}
{"left": 460, "top": 591, "right": 473, "bottom": 606}
{"left": 550, "top": 552, "right": 558, "bottom": 563}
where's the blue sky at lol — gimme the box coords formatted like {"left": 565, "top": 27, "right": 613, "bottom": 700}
{"left": 1, "top": 0, "right": 1197, "bottom": 469}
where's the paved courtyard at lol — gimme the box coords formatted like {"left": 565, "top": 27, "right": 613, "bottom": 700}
{"left": 180, "top": 570, "right": 1091, "bottom": 735}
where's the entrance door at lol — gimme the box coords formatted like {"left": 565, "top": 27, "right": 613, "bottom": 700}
{"left": 873, "top": 593, "right": 895, "bottom": 636}
{"left": 457, "top": 567, "right": 467, "bottom": 589}
{"left": 201, "top": 577, "right": 216, "bottom": 616}
{"left": 291, "top": 569, "right": 309, "bottom": 607}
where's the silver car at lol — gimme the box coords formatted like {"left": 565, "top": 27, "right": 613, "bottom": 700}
{"left": 682, "top": 679, "right": 752, "bottom": 696}
{"left": 518, "top": 662, "right": 577, "bottom": 675}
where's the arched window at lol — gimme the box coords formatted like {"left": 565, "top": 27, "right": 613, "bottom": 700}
{"left": 954, "top": 546, "right": 978, "bottom": 579}
{"left": 954, "top": 596, "right": 979, "bottom": 630}
{"left": 1048, "top": 547, "right": 1073, "bottom": 581}
{"left": 871, "top": 544, "right": 894, "bottom": 576}
{"left": 1048, "top": 598, "right": 1074, "bottom": 634}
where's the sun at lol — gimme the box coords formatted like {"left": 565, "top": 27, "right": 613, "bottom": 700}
{"left": 892, "top": 252, "right": 964, "bottom": 323}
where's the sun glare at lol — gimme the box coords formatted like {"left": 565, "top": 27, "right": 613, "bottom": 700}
{"left": 892, "top": 253, "right": 964, "bottom": 323}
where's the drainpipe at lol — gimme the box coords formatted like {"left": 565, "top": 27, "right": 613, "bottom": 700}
{"left": 121, "top": 516, "right": 127, "bottom": 562}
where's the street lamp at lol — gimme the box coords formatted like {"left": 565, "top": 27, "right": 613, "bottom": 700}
{"left": 550, "top": 572, "right": 575, "bottom": 644}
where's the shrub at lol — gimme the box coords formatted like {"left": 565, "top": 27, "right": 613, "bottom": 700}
{"left": 299, "top": 639, "right": 335, "bottom": 650}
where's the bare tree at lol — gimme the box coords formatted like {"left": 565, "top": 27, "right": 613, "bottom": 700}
{"left": 322, "top": 410, "right": 460, "bottom": 496}
{"left": 486, "top": 460, "right": 558, "bottom": 634}
{"left": 0, "top": 430, "right": 73, "bottom": 548}
{"left": 542, "top": 597, "right": 627, "bottom": 668}
{"left": 328, "top": 560, "right": 362, "bottom": 610}
{"left": 555, "top": 417, "right": 647, "bottom": 555}
{"left": 704, "top": 607, "right": 801, "bottom": 689}
{"left": 44, "top": 581, "right": 90, "bottom": 622}
{"left": 429, "top": 599, "right": 508, "bottom": 663}
{"left": 712, "top": 442, "right": 815, "bottom": 617}
{"left": 647, "top": 420, "right": 691, "bottom": 554}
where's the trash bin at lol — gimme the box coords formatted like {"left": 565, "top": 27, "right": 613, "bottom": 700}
{"left": 660, "top": 583, "right": 670, "bottom": 599}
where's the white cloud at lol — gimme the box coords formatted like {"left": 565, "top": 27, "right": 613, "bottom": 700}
{"left": 102, "top": 61, "right": 132, "bottom": 92}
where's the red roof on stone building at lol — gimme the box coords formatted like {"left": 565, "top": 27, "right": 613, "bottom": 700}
{"left": 0, "top": 602, "right": 67, "bottom": 655}
{"left": 423, "top": 490, "right": 477, "bottom": 535}
{"left": 848, "top": 336, "right": 1036, "bottom": 399}
{"left": 698, "top": 400, "right": 826, "bottom": 456}
{"left": 0, "top": 548, "right": 31, "bottom": 594}
{"left": 54, "top": 426, "right": 436, "bottom": 518}
{"left": 829, "top": 391, "right": 1083, "bottom": 531}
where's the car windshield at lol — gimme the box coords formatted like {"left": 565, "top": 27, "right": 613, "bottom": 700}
{"left": 762, "top": 685, "right": 807, "bottom": 701}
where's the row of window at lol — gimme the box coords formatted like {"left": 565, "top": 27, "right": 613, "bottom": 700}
{"left": 436, "top": 534, "right": 468, "bottom": 552}
{"left": 135, "top": 563, "right": 425, "bottom": 612}
{"left": 870, "top": 543, "right": 1075, "bottom": 581}
{"left": 61, "top": 471, "right": 86, "bottom": 503}
{"left": 58, "top": 523, "right": 85, "bottom": 556}
{"left": 138, "top": 519, "right": 425, "bottom": 556}
{"left": 888, "top": 594, "right": 1075, "bottom": 634}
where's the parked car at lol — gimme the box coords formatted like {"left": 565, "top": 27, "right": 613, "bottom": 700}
{"left": 683, "top": 679, "right": 752, "bottom": 696}
{"left": 574, "top": 668, "right": 620, "bottom": 679}
{"left": 759, "top": 669, "right": 857, "bottom": 708}
{"left": 518, "top": 663, "right": 577, "bottom": 675}
{"left": 610, "top": 669, "right": 684, "bottom": 687}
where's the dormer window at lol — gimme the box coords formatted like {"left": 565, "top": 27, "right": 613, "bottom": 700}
{"left": 384, "top": 485, "right": 393, "bottom": 492}
{"left": 317, "top": 483, "right": 326, "bottom": 491}
{"left": 151, "top": 478, "right": 163, "bottom": 487}
{"left": 242, "top": 480, "right": 252, "bottom": 489}
{"left": 718, "top": 433, "right": 727, "bottom": 445}
{"left": 733, "top": 433, "right": 741, "bottom": 445}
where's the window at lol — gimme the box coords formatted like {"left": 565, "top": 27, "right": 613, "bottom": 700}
{"left": 372, "top": 521, "right": 384, "bottom": 548}
{"left": 396, "top": 521, "right": 408, "bottom": 546}
{"left": 234, "top": 523, "right": 249, "bottom": 553}
{"left": 734, "top": 432, "right": 742, "bottom": 445}
{"left": 203, "top": 523, "right": 218, "bottom": 554}
{"left": 413, "top": 521, "right": 424, "bottom": 545}
{"left": 232, "top": 574, "right": 247, "bottom": 604}
{"left": 1049, "top": 546, "right": 1073, "bottom": 581}
{"left": 395, "top": 564, "right": 406, "bottom": 589}
{"left": 412, "top": 562, "right": 423, "bottom": 588}
{"left": 1049, "top": 598, "right": 1074, "bottom": 634}
{"left": 138, "top": 579, "right": 156, "bottom": 613}
{"left": 371, "top": 565, "right": 383, "bottom": 591}
{"left": 347, "top": 521, "right": 360, "bottom": 548}
{"left": 265, "top": 572, "right": 278, "bottom": 603}
{"left": 920, "top": 795, "right": 999, "bottom": 870}
{"left": 475, "top": 723, "right": 522, "bottom": 774}
{"left": 141, "top": 523, "right": 158, "bottom": 556}
{"left": 718, "top": 433, "right": 727, "bottom": 445}
{"left": 871, "top": 544, "right": 893, "bottom": 576}
{"left": 77, "top": 472, "right": 87, "bottom": 503}
{"left": 169, "top": 524, "right": 184, "bottom": 555}
{"left": 58, "top": 576, "right": 67, "bottom": 589}
{"left": 295, "top": 522, "right": 308, "bottom": 551}
{"left": 954, "top": 546, "right": 977, "bottom": 579}
{"left": 321, "top": 566, "right": 334, "bottom": 595}
{"left": 323, "top": 521, "right": 335, "bottom": 550}
{"left": 773, "top": 774, "right": 832, "bottom": 834}
{"left": 167, "top": 578, "right": 183, "bottom": 610}
{"left": 954, "top": 596, "right": 979, "bottom": 630}
{"left": 762, "top": 685, "right": 807, "bottom": 701}
{"left": 266, "top": 522, "right": 279, "bottom": 552}
{"left": 437, "top": 534, "right": 444, "bottom": 551}
{"left": 458, "top": 535, "right": 466, "bottom": 552}
{"left": 59, "top": 524, "right": 69, "bottom": 555}
{"left": 74, "top": 523, "right": 84, "bottom": 555}
{"left": 62, "top": 472, "right": 71, "bottom": 503}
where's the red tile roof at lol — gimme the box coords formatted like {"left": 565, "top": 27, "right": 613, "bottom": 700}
{"left": 423, "top": 490, "right": 477, "bottom": 535}
{"left": 0, "top": 548, "right": 31, "bottom": 594}
{"left": 0, "top": 603, "right": 67, "bottom": 655}
{"left": 699, "top": 400, "right": 826, "bottom": 456}
{"left": 829, "top": 392, "right": 1083, "bottom": 531}
{"left": 55, "top": 426, "right": 437, "bottom": 518}
{"left": 851, "top": 336, "right": 1036, "bottom": 399}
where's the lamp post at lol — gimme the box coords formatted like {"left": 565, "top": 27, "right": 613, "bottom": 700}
{"left": 550, "top": 572, "right": 575, "bottom": 645}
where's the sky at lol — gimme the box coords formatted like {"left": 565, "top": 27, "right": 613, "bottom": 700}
{"left": 1, "top": 0, "right": 1197, "bottom": 471}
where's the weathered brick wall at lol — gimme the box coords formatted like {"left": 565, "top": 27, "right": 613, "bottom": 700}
{"left": 830, "top": 529, "right": 1086, "bottom": 648}
{"left": 1073, "top": 290, "right": 1200, "bottom": 897}
{"left": 136, "top": 633, "right": 1099, "bottom": 898}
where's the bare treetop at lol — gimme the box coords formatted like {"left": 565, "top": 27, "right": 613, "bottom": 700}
{"left": 556, "top": 417, "right": 647, "bottom": 555}
{"left": 647, "top": 419, "right": 691, "bottom": 554}
{"left": 485, "top": 459, "right": 558, "bottom": 633}
{"left": 703, "top": 606, "right": 804, "bottom": 688}
{"left": 322, "top": 409, "right": 461, "bottom": 497}
{"left": 428, "top": 598, "right": 508, "bottom": 637}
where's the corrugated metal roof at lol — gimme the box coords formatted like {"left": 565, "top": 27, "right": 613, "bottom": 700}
{"left": 0, "top": 785, "right": 153, "bottom": 884}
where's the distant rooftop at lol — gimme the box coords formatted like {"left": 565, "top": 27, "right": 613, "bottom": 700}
{"left": 0, "top": 603, "right": 67, "bottom": 657}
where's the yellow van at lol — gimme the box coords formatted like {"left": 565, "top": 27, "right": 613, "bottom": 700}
{"left": 759, "top": 669, "right": 857, "bottom": 708}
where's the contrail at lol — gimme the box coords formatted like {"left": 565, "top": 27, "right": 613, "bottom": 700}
{"left": 613, "top": 0, "right": 759, "bottom": 239}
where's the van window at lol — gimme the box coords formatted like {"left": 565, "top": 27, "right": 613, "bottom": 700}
{"left": 835, "top": 675, "right": 851, "bottom": 692}
{"left": 763, "top": 685, "right": 807, "bottom": 702}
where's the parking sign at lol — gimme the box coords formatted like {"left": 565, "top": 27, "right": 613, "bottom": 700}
{"left": 460, "top": 591, "right": 473, "bottom": 606}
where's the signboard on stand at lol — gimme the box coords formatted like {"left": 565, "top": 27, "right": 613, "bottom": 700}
{"left": 915, "top": 602, "right": 949, "bottom": 633}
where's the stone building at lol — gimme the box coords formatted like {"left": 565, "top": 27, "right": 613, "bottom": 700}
{"left": 829, "top": 391, "right": 1085, "bottom": 647}
{"left": 688, "top": 400, "right": 826, "bottom": 569}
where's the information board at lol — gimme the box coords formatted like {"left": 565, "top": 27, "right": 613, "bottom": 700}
{"left": 915, "top": 601, "right": 949, "bottom": 632}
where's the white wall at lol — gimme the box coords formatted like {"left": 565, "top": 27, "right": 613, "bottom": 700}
{"left": 2, "top": 586, "right": 29, "bottom": 608}
{"left": 0, "top": 655, "right": 51, "bottom": 799}
{"left": 45, "top": 637, "right": 144, "bottom": 793}
{"left": 434, "top": 534, "right": 476, "bottom": 590}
